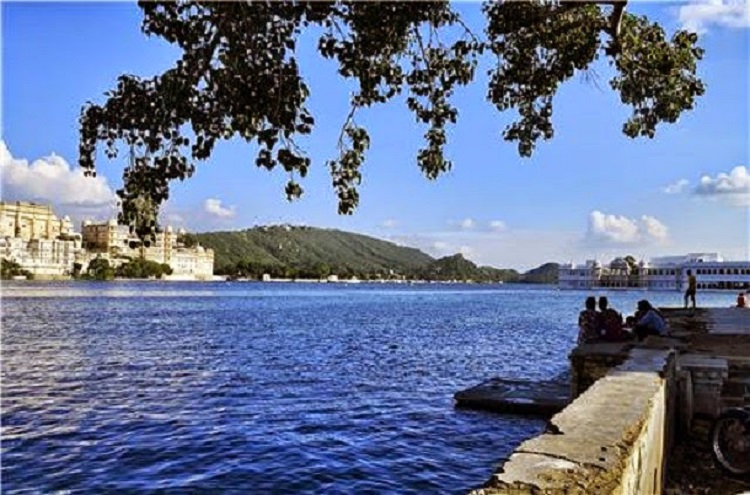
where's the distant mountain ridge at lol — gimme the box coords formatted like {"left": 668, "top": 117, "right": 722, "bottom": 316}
{"left": 520, "top": 262, "right": 559, "bottom": 284}
{"left": 417, "top": 253, "right": 521, "bottom": 282}
{"left": 185, "top": 225, "right": 557, "bottom": 282}
{"left": 186, "top": 225, "right": 432, "bottom": 279}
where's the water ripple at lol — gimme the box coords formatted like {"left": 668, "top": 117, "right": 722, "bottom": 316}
{"left": 2, "top": 281, "right": 736, "bottom": 493}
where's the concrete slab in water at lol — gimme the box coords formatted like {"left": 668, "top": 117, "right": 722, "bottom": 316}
{"left": 454, "top": 376, "right": 570, "bottom": 417}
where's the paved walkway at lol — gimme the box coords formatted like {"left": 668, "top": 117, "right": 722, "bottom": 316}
{"left": 662, "top": 307, "right": 750, "bottom": 356}
{"left": 702, "top": 307, "right": 750, "bottom": 335}
{"left": 665, "top": 418, "right": 750, "bottom": 495}
{"left": 662, "top": 307, "right": 750, "bottom": 494}
{"left": 662, "top": 307, "right": 749, "bottom": 334}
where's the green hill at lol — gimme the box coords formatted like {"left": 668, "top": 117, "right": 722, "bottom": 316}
{"left": 418, "top": 253, "right": 519, "bottom": 282}
{"left": 184, "top": 225, "right": 558, "bottom": 282}
{"left": 519, "top": 262, "right": 559, "bottom": 284}
{"left": 185, "top": 225, "right": 434, "bottom": 279}
{"left": 482, "top": 265, "right": 522, "bottom": 283}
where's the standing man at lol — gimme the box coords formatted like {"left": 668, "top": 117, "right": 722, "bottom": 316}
{"left": 684, "top": 269, "right": 697, "bottom": 309}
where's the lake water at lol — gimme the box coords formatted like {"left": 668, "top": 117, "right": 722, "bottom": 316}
{"left": 1, "top": 282, "right": 738, "bottom": 493}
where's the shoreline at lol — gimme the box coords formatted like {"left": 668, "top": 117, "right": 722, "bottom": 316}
{"left": 468, "top": 307, "right": 750, "bottom": 494}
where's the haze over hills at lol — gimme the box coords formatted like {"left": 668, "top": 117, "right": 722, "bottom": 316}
{"left": 185, "top": 226, "right": 558, "bottom": 283}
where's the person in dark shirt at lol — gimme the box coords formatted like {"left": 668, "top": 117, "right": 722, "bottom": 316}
{"left": 598, "top": 296, "right": 627, "bottom": 341}
{"left": 578, "top": 296, "right": 601, "bottom": 345}
{"left": 633, "top": 300, "right": 666, "bottom": 341}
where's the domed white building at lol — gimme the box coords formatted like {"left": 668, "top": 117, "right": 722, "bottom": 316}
{"left": 558, "top": 253, "right": 750, "bottom": 291}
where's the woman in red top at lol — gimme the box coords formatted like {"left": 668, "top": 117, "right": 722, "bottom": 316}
{"left": 598, "top": 296, "right": 627, "bottom": 341}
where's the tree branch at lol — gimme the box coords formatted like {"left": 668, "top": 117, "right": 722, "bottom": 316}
{"left": 609, "top": 1, "right": 626, "bottom": 40}
{"left": 558, "top": 0, "right": 627, "bottom": 53}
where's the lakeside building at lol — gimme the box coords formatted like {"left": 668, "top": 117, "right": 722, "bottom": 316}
{"left": 80, "top": 221, "right": 215, "bottom": 281}
{"left": 558, "top": 253, "right": 750, "bottom": 291}
{"left": 0, "top": 201, "right": 76, "bottom": 241}
{"left": 0, "top": 201, "right": 84, "bottom": 278}
{"left": 142, "top": 226, "right": 214, "bottom": 280}
{"left": 81, "top": 219, "right": 140, "bottom": 255}
{"left": 1, "top": 201, "right": 215, "bottom": 280}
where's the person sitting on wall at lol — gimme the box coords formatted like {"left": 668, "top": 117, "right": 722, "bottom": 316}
{"left": 624, "top": 307, "right": 645, "bottom": 330}
{"left": 633, "top": 300, "right": 667, "bottom": 341}
{"left": 737, "top": 292, "right": 746, "bottom": 308}
{"left": 578, "top": 296, "right": 601, "bottom": 345}
{"left": 598, "top": 296, "right": 628, "bottom": 341}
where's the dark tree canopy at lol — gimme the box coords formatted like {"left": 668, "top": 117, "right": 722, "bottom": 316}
{"left": 79, "top": 0, "right": 705, "bottom": 235}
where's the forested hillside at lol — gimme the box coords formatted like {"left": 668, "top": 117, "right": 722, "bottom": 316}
{"left": 184, "top": 226, "right": 556, "bottom": 283}
{"left": 186, "top": 226, "right": 433, "bottom": 279}
{"left": 519, "top": 262, "right": 559, "bottom": 284}
{"left": 417, "top": 254, "right": 520, "bottom": 282}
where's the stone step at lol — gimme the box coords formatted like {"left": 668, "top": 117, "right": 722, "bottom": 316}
{"left": 454, "top": 375, "right": 570, "bottom": 417}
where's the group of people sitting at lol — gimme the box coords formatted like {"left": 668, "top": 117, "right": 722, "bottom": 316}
{"left": 578, "top": 296, "right": 667, "bottom": 345}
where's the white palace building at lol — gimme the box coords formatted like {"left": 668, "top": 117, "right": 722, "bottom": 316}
{"left": 558, "top": 253, "right": 750, "bottom": 291}
{"left": 1, "top": 201, "right": 214, "bottom": 280}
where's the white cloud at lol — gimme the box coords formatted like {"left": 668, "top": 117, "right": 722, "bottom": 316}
{"left": 588, "top": 211, "right": 640, "bottom": 243}
{"left": 203, "top": 198, "right": 236, "bottom": 219}
{"left": 380, "top": 219, "right": 397, "bottom": 229}
{"left": 0, "top": 140, "right": 116, "bottom": 209}
{"left": 431, "top": 241, "right": 450, "bottom": 253}
{"left": 663, "top": 179, "right": 689, "bottom": 194}
{"left": 459, "top": 218, "right": 475, "bottom": 230}
{"left": 166, "top": 213, "right": 186, "bottom": 226}
{"left": 448, "top": 217, "right": 509, "bottom": 233}
{"left": 489, "top": 220, "right": 507, "bottom": 232}
{"left": 641, "top": 215, "right": 669, "bottom": 242}
{"left": 679, "top": 0, "right": 750, "bottom": 33}
{"left": 587, "top": 210, "right": 669, "bottom": 245}
{"left": 159, "top": 205, "right": 187, "bottom": 229}
{"left": 458, "top": 245, "right": 474, "bottom": 256}
{"left": 694, "top": 165, "right": 750, "bottom": 206}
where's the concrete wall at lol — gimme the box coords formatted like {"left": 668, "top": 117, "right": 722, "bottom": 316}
{"left": 471, "top": 349, "right": 675, "bottom": 495}
{"left": 569, "top": 342, "right": 631, "bottom": 399}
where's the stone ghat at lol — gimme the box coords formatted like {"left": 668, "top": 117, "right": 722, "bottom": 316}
{"left": 470, "top": 348, "right": 675, "bottom": 495}
{"left": 465, "top": 307, "right": 750, "bottom": 495}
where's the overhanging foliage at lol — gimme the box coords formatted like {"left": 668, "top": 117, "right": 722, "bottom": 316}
{"left": 79, "top": 1, "right": 705, "bottom": 235}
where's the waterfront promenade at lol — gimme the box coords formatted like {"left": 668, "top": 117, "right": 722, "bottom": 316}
{"left": 664, "top": 308, "right": 750, "bottom": 494}
{"left": 469, "top": 307, "right": 750, "bottom": 494}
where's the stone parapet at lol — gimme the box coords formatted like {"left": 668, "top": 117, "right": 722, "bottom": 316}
{"left": 569, "top": 342, "right": 631, "bottom": 399}
{"left": 471, "top": 349, "right": 675, "bottom": 495}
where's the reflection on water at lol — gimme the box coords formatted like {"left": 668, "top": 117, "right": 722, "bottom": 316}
{"left": 1, "top": 282, "right": 737, "bottom": 493}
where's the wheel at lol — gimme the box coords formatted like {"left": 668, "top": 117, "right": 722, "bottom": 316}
{"left": 711, "top": 409, "right": 750, "bottom": 478}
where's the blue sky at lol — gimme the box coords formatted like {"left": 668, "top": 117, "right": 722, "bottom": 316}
{"left": 2, "top": 1, "right": 748, "bottom": 270}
